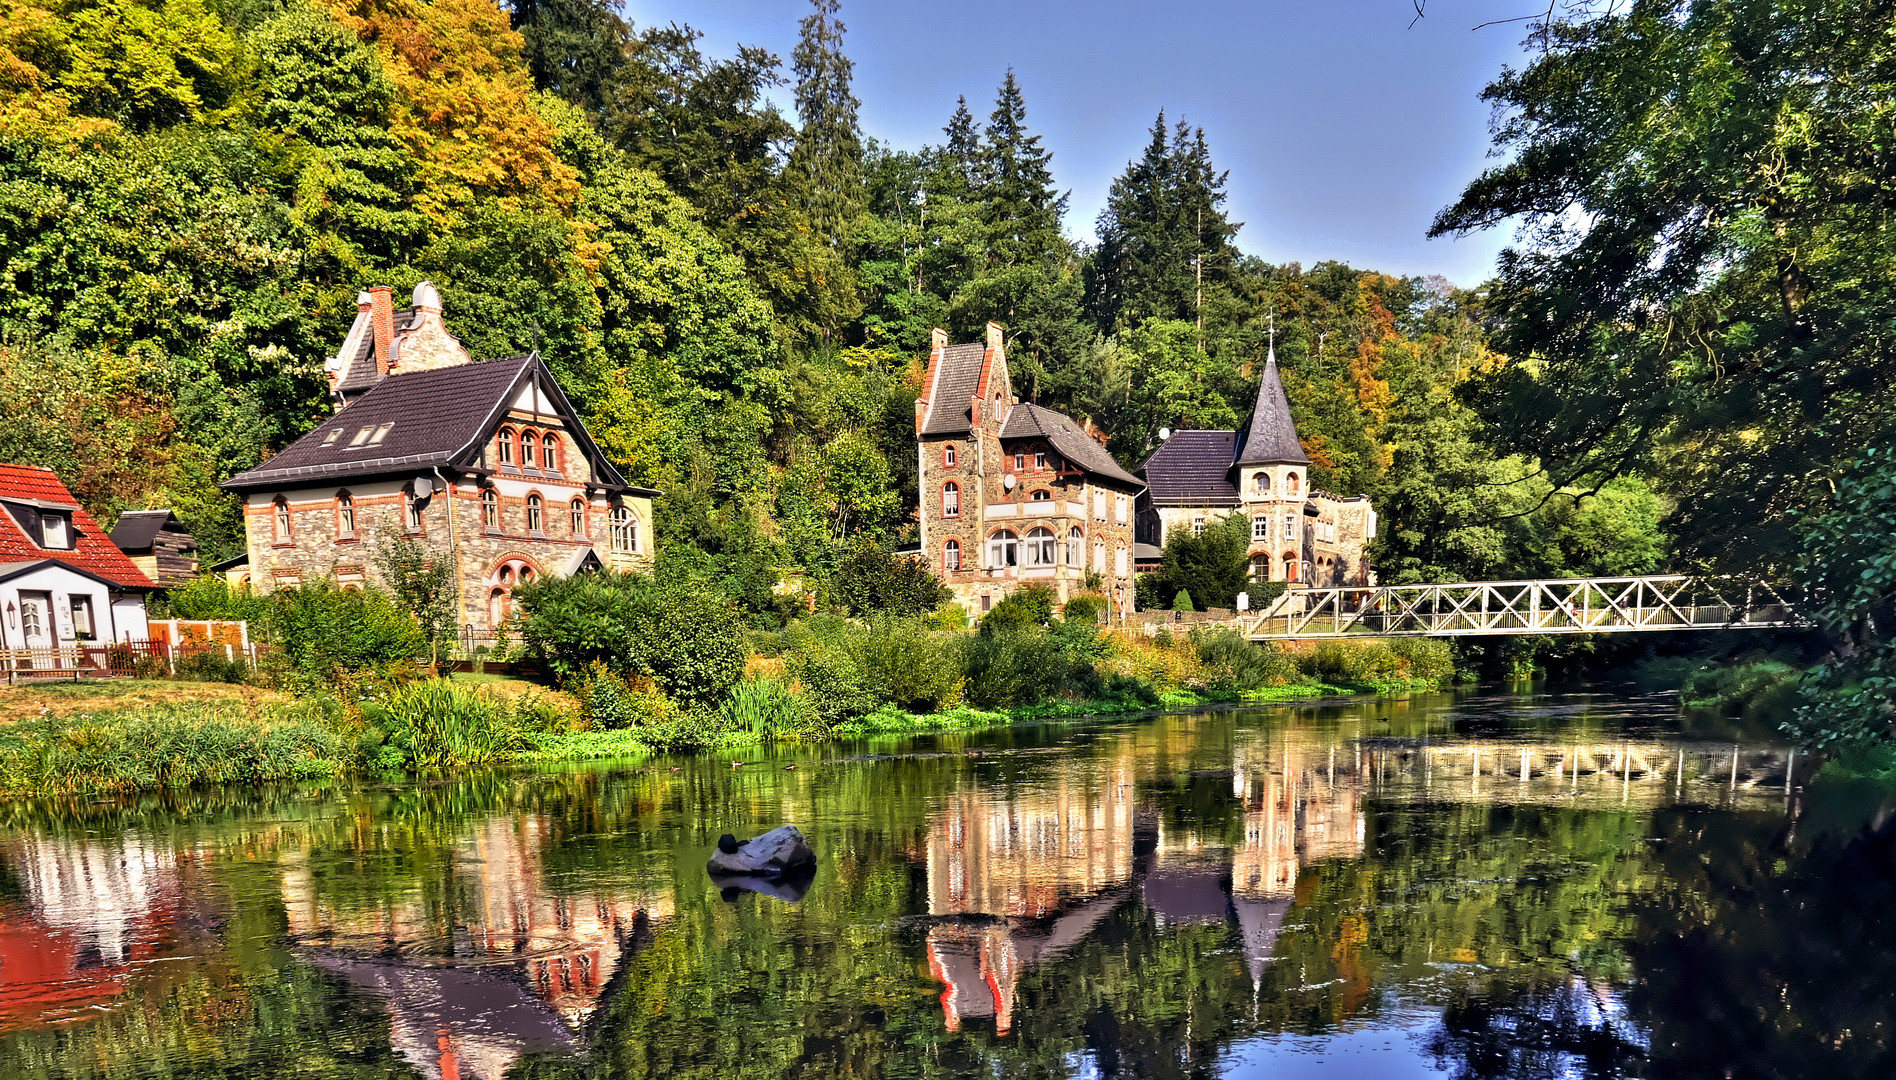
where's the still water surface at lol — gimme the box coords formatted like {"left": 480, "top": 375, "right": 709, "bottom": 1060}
{"left": 1, "top": 689, "right": 1892, "bottom": 1079}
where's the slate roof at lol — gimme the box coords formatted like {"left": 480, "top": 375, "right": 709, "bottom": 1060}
{"left": 1137, "top": 431, "right": 1241, "bottom": 506}
{"left": 222, "top": 355, "right": 644, "bottom": 494}
{"left": 1001, "top": 403, "right": 1143, "bottom": 489}
{"left": 109, "top": 509, "right": 189, "bottom": 553}
{"left": 919, "top": 343, "right": 991, "bottom": 436}
{"left": 1234, "top": 350, "right": 1311, "bottom": 466}
{"left": 336, "top": 308, "right": 423, "bottom": 393}
{"left": 0, "top": 464, "right": 156, "bottom": 589}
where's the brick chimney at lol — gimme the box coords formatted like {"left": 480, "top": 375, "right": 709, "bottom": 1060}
{"left": 368, "top": 285, "right": 394, "bottom": 377}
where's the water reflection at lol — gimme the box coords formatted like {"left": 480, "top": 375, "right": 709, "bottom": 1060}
{"left": 0, "top": 690, "right": 1885, "bottom": 1079}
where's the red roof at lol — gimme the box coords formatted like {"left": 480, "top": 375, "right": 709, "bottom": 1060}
{"left": 0, "top": 464, "right": 156, "bottom": 589}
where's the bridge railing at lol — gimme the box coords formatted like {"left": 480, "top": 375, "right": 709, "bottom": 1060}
{"left": 1239, "top": 575, "right": 1805, "bottom": 639}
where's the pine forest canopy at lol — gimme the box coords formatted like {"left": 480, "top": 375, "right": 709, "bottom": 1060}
{"left": 0, "top": 0, "right": 1690, "bottom": 631}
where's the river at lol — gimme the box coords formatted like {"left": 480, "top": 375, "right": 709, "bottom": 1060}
{"left": 0, "top": 687, "right": 1890, "bottom": 1079}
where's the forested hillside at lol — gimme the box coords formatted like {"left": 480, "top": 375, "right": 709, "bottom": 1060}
{"left": 0, "top": 0, "right": 1664, "bottom": 615}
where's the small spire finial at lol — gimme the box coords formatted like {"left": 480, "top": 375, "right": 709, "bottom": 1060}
{"left": 1267, "top": 312, "right": 1276, "bottom": 362}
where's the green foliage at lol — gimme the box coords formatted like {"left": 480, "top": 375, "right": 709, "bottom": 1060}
{"left": 1158, "top": 512, "right": 1248, "bottom": 610}
{"left": 162, "top": 573, "right": 270, "bottom": 623}
{"left": 981, "top": 584, "right": 1057, "bottom": 632}
{"left": 1792, "top": 446, "right": 1896, "bottom": 749}
{"left": 719, "top": 676, "right": 807, "bottom": 740}
{"left": 1172, "top": 588, "right": 1195, "bottom": 613}
{"left": 829, "top": 540, "right": 948, "bottom": 617}
{"left": 360, "top": 679, "right": 524, "bottom": 769}
{"left": 1189, "top": 627, "right": 1299, "bottom": 692}
{"left": 372, "top": 532, "right": 457, "bottom": 666}
{"left": 1061, "top": 593, "right": 1106, "bottom": 625}
{"left": 0, "top": 701, "right": 346, "bottom": 797}
{"left": 513, "top": 571, "right": 747, "bottom": 708}
{"left": 266, "top": 579, "right": 422, "bottom": 691}
{"left": 1294, "top": 637, "right": 1454, "bottom": 691}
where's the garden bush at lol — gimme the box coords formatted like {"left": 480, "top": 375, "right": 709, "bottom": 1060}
{"left": 1062, "top": 593, "right": 1108, "bottom": 625}
{"left": 266, "top": 580, "right": 423, "bottom": 692}
{"left": 514, "top": 572, "right": 747, "bottom": 708}
{"left": 1191, "top": 627, "right": 1300, "bottom": 691}
{"left": 360, "top": 679, "right": 524, "bottom": 769}
{"left": 982, "top": 585, "right": 1057, "bottom": 631}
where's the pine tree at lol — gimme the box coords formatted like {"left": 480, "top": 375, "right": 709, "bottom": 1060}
{"left": 937, "top": 95, "right": 980, "bottom": 196}
{"left": 1089, "top": 112, "right": 1240, "bottom": 331}
{"left": 790, "top": 0, "right": 864, "bottom": 247}
{"left": 976, "top": 70, "right": 1066, "bottom": 270}
{"left": 510, "top": 0, "right": 631, "bottom": 118}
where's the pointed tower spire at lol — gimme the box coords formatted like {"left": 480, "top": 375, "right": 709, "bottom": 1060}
{"left": 1234, "top": 326, "right": 1311, "bottom": 466}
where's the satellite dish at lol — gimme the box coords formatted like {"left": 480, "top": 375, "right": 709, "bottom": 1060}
{"left": 412, "top": 476, "right": 434, "bottom": 498}
{"left": 1002, "top": 473, "right": 1017, "bottom": 491}
{"left": 1158, "top": 427, "right": 1172, "bottom": 441}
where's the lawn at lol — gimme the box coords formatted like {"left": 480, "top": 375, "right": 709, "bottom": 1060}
{"left": 0, "top": 680, "right": 284, "bottom": 721}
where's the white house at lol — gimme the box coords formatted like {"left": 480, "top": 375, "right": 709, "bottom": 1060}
{"left": 0, "top": 464, "right": 155, "bottom": 657}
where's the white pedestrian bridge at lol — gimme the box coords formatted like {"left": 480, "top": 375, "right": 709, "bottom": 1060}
{"left": 1239, "top": 575, "right": 1807, "bottom": 640}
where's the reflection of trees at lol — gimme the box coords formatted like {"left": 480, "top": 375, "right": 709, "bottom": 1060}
{"left": 1423, "top": 976, "right": 1649, "bottom": 1080}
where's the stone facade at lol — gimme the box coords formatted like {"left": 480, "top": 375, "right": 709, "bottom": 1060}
{"left": 227, "top": 288, "right": 656, "bottom": 633}
{"left": 1144, "top": 483, "right": 1376, "bottom": 588}
{"left": 916, "top": 325, "right": 1144, "bottom": 616}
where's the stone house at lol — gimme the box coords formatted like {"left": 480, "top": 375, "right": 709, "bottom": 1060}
{"left": 915, "top": 324, "right": 1146, "bottom": 615}
{"left": 1135, "top": 344, "right": 1377, "bottom": 588}
{"left": 0, "top": 464, "right": 154, "bottom": 654}
{"left": 109, "top": 510, "right": 200, "bottom": 588}
{"left": 221, "top": 284, "right": 657, "bottom": 632}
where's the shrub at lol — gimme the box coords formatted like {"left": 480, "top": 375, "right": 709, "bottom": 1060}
{"left": 1062, "top": 594, "right": 1107, "bottom": 626}
{"left": 831, "top": 540, "right": 952, "bottom": 617}
{"left": 926, "top": 602, "right": 970, "bottom": 631}
{"left": 847, "top": 617, "right": 964, "bottom": 713}
{"left": 1173, "top": 589, "right": 1195, "bottom": 613}
{"left": 514, "top": 572, "right": 747, "bottom": 708}
{"left": 1157, "top": 512, "right": 1251, "bottom": 609}
{"left": 781, "top": 624, "right": 880, "bottom": 729}
{"left": 982, "top": 585, "right": 1057, "bottom": 632}
{"left": 266, "top": 580, "right": 423, "bottom": 692}
{"left": 960, "top": 626, "right": 1079, "bottom": 709}
{"left": 172, "top": 650, "right": 250, "bottom": 684}
{"left": 1191, "top": 627, "right": 1299, "bottom": 691}
{"left": 161, "top": 574, "right": 271, "bottom": 624}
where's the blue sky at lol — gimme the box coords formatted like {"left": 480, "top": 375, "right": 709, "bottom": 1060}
{"left": 623, "top": 1, "right": 1538, "bottom": 286}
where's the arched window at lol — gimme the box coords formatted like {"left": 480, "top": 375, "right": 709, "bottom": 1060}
{"left": 1250, "top": 555, "right": 1272, "bottom": 582}
{"left": 498, "top": 565, "right": 515, "bottom": 587}
{"left": 273, "top": 497, "right": 291, "bottom": 543}
{"left": 570, "top": 498, "right": 586, "bottom": 535}
{"left": 336, "top": 491, "right": 356, "bottom": 538}
{"left": 1255, "top": 472, "right": 1271, "bottom": 494}
{"left": 988, "top": 530, "right": 1019, "bottom": 568}
{"left": 944, "top": 539, "right": 961, "bottom": 571}
{"left": 942, "top": 481, "right": 960, "bottom": 518}
{"left": 481, "top": 488, "right": 499, "bottom": 531}
{"left": 1067, "top": 527, "right": 1085, "bottom": 566}
{"left": 1025, "top": 527, "right": 1056, "bottom": 566}
{"left": 521, "top": 431, "right": 538, "bottom": 469}
{"left": 943, "top": 444, "right": 957, "bottom": 468}
{"left": 611, "top": 506, "right": 636, "bottom": 553}
{"left": 1283, "top": 552, "right": 1300, "bottom": 582}
{"left": 1115, "top": 545, "right": 1129, "bottom": 577}
{"left": 1287, "top": 472, "right": 1300, "bottom": 495}
{"left": 488, "top": 588, "right": 507, "bottom": 626}
{"left": 526, "top": 493, "right": 544, "bottom": 533}
{"left": 1029, "top": 489, "right": 1052, "bottom": 502}
{"left": 541, "top": 435, "right": 559, "bottom": 471}
{"left": 1092, "top": 540, "right": 1106, "bottom": 573}
{"left": 497, "top": 428, "right": 515, "bottom": 465}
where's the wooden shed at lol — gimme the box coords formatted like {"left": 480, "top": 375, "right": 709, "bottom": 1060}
{"left": 109, "top": 510, "right": 200, "bottom": 588}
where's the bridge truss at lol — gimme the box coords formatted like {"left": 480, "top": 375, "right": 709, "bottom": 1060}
{"left": 1240, "top": 575, "right": 1806, "bottom": 640}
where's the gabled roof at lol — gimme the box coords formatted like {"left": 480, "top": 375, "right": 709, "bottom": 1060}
{"left": 1001, "top": 403, "right": 1143, "bottom": 489}
{"left": 222, "top": 355, "right": 648, "bottom": 495}
{"left": 1234, "top": 348, "right": 1311, "bottom": 466}
{"left": 1137, "top": 431, "right": 1241, "bottom": 506}
{"left": 919, "top": 343, "right": 990, "bottom": 436}
{"left": 0, "top": 465, "right": 156, "bottom": 589}
{"left": 109, "top": 509, "right": 191, "bottom": 553}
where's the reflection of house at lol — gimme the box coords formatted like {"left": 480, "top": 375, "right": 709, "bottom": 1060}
{"left": 282, "top": 813, "right": 671, "bottom": 1080}
{"left": 0, "top": 464, "right": 154, "bottom": 656}
{"left": 0, "top": 834, "right": 176, "bottom": 1030}
{"left": 107, "top": 509, "right": 199, "bottom": 589}
{"left": 1134, "top": 342, "right": 1376, "bottom": 587}
{"left": 220, "top": 284, "right": 658, "bottom": 631}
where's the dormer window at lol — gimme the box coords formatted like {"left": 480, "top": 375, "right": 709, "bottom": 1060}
{"left": 38, "top": 510, "right": 70, "bottom": 549}
{"left": 368, "top": 423, "right": 393, "bottom": 446}
{"left": 4, "top": 502, "right": 76, "bottom": 549}
{"left": 322, "top": 429, "right": 343, "bottom": 446}
{"left": 349, "top": 426, "right": 373, "bottom": 447}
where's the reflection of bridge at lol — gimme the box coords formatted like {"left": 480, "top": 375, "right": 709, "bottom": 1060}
{"left": 1240, "top": 575, "right": 1805, "bottom": 640}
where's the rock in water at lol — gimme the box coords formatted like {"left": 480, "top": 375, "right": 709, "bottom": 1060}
{"left": 706, "top": 825, "right": 815, "bottom": 878}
